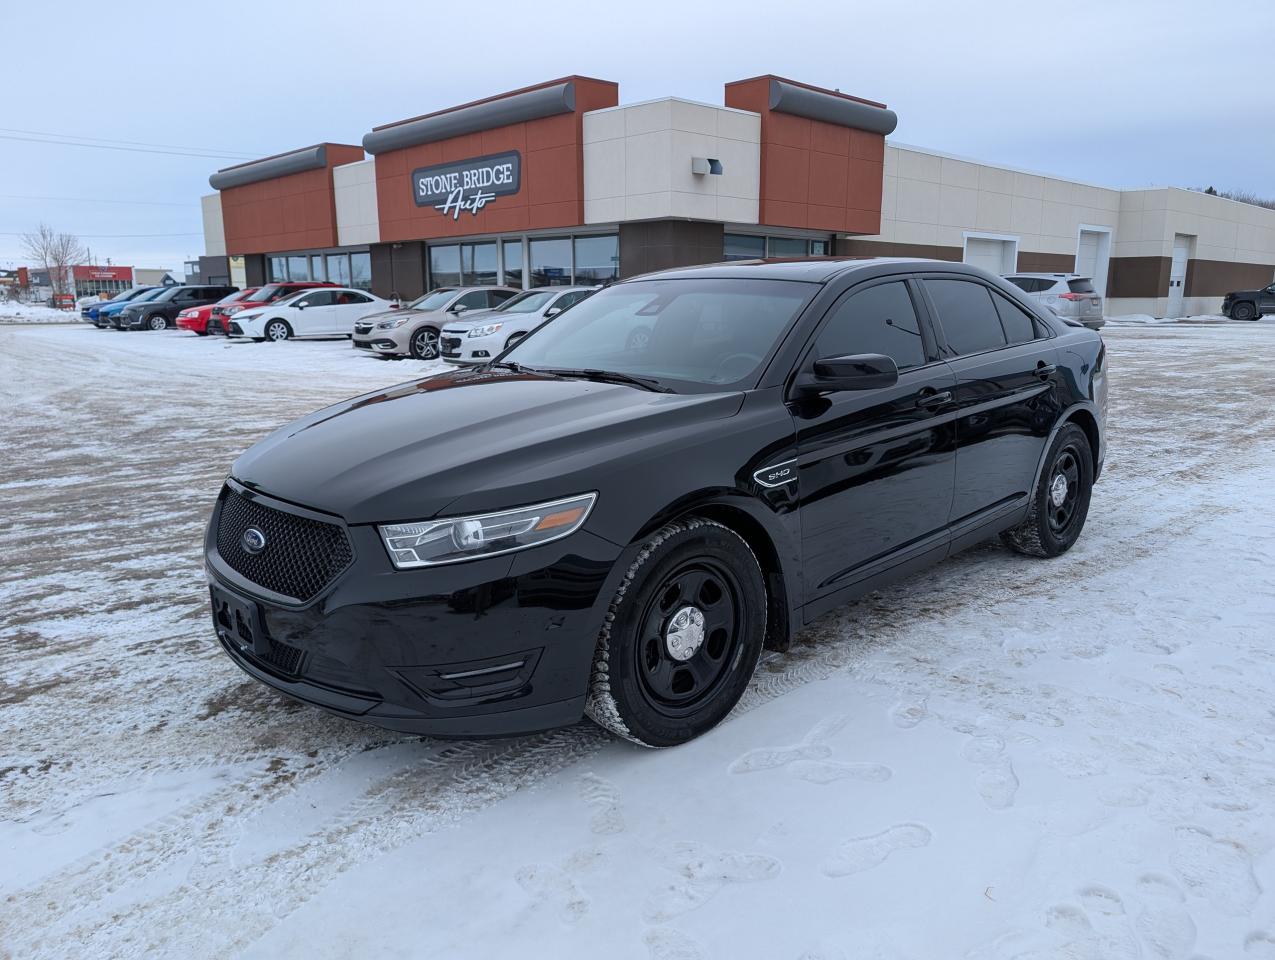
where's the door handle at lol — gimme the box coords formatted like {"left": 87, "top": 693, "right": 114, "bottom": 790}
{"left": 915, "top": 390, "right": 952, "bottom": 409}
{"left": 1035, "top": 362, "right": 1057, "bottom": 379}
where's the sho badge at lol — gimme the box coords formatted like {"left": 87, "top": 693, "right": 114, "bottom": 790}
{"left": 240, "top": 527, "right": 267, "bottom": 555}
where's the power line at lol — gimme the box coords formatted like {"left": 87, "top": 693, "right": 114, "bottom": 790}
{"left": 0, "top": 126, "right": 257, "bottom": 159}
{"left": 0, "top": 133, "right": 252, "bottom": 161}
{"left": 0, "top": 193, "right": 191, "bottom": 207}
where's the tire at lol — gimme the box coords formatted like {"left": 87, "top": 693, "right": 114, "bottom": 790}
{"left": 148, "top": 315, "right": 167, "bottom": 331}
{"left": 410, "top": 326, "right": 440, "bottom": 360}
{"left": 1231, "top": 301, "right": 1257, "bottom": 321}
{"left": 195, "top": 329, "right": 208, "bottom": 337}
{"left": 1001, "top": 422, "right": 1093, "bottom": 558}
{"left": 264, "top": 319, "right": 291, "bottom": 342}
{"left": 584, "top": 517, "right": 766, "bottom": 747}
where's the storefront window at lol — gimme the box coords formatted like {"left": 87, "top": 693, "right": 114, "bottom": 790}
{"left": 310, "top": 255, "right": 326, "bottom": 281}
{"left": 573, "top": 235, "right": 619, "bottom": 284}
{"left": 429, "top": 244, "right": 461, "bottom": 289}
{"left": 810, "top": 239, "right": 830, "bottom": 256}
{"left": 287, "top": 255, "right": 308, "bottom": 281}
{"left": 462, "top": 242, "right": 498, "bottom": 286}
{"left": 724, "top": 234, "right": 766, "bottom": 260}
{"left": 269, "top": 256, "right": 287, "bottom": 281}
{"left": 350, "top": 252, "right": 371, "bottom": 290}
{"left": 767, "top": 237, "right": 808, "bottom": 258}
{"left": 530, "top": 238, "right": 572, "bottom": 286}
{"left": 326, "top": 254, "right": 351, "bottom": 287}
{"left": 503, "top": 239, "right": 524, "bottom": 288}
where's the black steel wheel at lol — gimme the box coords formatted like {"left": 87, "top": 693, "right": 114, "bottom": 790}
{"left": 1002, "top": 422, "right": 1094, "bottom": 558}
{"left": 1231, "top": 301, "right": 1257, "bottom": 321}
{"left": 411, "top": 326, "right": 440, "bottom": 359}
{"left": 585, "top": 517, "right": 766, "bottom": 747}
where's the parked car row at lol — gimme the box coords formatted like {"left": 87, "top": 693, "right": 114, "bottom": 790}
{"left": 84, "top": 279, "right": 602, "bottom": 363}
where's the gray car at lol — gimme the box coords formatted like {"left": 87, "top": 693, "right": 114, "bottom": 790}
{"left": 351, "top": 286, "right": 519, "bottom": 359}
{"left": 440, "top": 286, "right": 600, "bottom": 364}
{"left": 1003, "top": 273, "right": 1105, "bottom": 329}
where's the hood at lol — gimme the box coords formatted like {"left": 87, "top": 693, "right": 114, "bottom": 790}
{"left": 232, "top": 369, "right": 743, "bottom": 524}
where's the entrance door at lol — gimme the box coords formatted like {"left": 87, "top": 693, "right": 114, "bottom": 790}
{"left": 1166, "top": 234, "right": 1192, "bottom": 318}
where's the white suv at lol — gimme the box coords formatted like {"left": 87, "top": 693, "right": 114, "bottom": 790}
{"left": 1003, "top": 274, "right": 1104, "bottom": 329}
{"left": 440, "top": 286, "right": 598, "bottom": 364}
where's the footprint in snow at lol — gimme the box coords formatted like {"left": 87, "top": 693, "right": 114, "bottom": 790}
{"left": 788, "top": 759, "right": 891, "bottom": 785}
{"left": 644, "top": 840, "right": 780, "bottom": 921}
{"left": 976, "top": 759, "right": 1019, "bottom": 810}
{"left": 1170, "top": 825, "right": 1262, "bottom": 917}
{"left": 514, "top": 863, "right": 589, "bottom": 924}
{"left": 727, "top": 715, "right": 846, "bottom": 774}
{"left": 1134, "top": 873, "right": 1197, "bottom": 960}
{"left": 644, "top": 927, "right": 707, "bottom": 960}
{"left": 889, "top": 699, "right": 927, "bottom": 728}
{"left": 821, "top": 823, "right": 931, "bottom": 878}
{"left": 577, "top": 772, "right": 624, "bottom": 835}
{"left": 1245, "top": 931, "right": 1275, "bottom": 958}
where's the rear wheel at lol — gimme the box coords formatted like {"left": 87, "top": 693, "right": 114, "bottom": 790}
{"left": 410, "top": 326, "right": 440, "bottom": 359}
{"left": 585, "top": 518, "right": 766, "bottom": 747}
{"left": 1002, "top": 423, "right": 1093, "bottom": 558}
{"left": 265, "top": 320, "right": 291, "bottom": 342}
{"left": 1231, "top": 301, "right": 1257, "bottom": 321}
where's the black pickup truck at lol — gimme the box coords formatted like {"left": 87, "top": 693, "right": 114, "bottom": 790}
{"left": 1222, "top": 282, "right": 1275, "bottom": 320}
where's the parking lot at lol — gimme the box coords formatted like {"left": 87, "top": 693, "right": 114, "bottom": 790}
{"left": 3, "top": 320, "right": 1275, "bottom": 958}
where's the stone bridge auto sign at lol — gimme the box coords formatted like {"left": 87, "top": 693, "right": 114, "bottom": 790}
{"left": 412, "top": 151, "right": 521, "bottom": 220}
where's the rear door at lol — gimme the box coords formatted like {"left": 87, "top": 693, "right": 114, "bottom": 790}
{"left": 330, "top": 290, "right": 377, "bottom": 334}
{"left": 920, "top": 276, "right": 1062, "bottom": 533}
{"left": 794, "top": 277, "right": 958, "bottom": 601}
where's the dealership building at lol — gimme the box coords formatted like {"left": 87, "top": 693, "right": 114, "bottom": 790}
{"left": 198, "top": 75, "right": 1275, "bottom": 317}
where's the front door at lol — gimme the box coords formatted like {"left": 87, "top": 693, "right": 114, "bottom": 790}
{"left": 920, "top": 276, "right": 1062, "bottom": 526}
{"left": 1167, "top": 234, "right": 1192, "bottom": 318}
{"left": 794, "top": 278, "right": 957, "bottom": 600}
{"left": 294, "top": 290, "right": 337, "bottom": 335}
{"left": 1259, "top": 282, "right": 1275, "bottom": 314}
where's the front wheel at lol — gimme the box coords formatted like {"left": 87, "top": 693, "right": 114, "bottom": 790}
{"left": 264, "top": 320, "right": 291, "bottom": 342}
{"left": 585, "top": 518, "right": 766, "bottom": 747}
{"left": 1002, "top": 422, "right": 1094, "bottom": 557}
{"left": 148, "top": 315, "right": 167, "bottom": 331}
{"left": 1231, "top": 301, "right": 1257, "bottom": 321}
{"left": 410, "top": 326, "right": 440, "bottom": 359}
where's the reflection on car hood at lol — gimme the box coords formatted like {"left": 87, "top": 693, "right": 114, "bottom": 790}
{"left": 439, "top": 308, "right": 501, "bottom": 331}
{"left": 232, "top": 368, "right": 743, "bottom": 524}
{"left": 357, "top": 306, "right": 451, "bottom": 325}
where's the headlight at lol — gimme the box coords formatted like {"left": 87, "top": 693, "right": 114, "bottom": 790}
{"left": 468, "top": 323, "right": 503, "bottom": 338}
{"left": 379, "top": 492, "right": 597, "bottom": 568}
{"left": 225, "top": 304, "right": 247, "bottom": 315}
{"left": 377, "top": 317, "right": 409, "bottom": 329}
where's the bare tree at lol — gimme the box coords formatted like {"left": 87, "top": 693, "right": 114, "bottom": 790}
{"left": 21, "top": 223, "right": 88, "bottom": 300}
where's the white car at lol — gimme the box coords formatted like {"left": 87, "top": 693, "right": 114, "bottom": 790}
{"left": 440, "top": 286, "right": 599, "bottom": 364}
{"left": 230, "top": 287, "right": 391, "bottom": 341}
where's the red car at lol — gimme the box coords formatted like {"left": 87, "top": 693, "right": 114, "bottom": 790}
{"left": 177, "top": 288, "right": 258, "bottom": 335}
{"left": 209, "top": 281, "right": 339, "bottom": 335}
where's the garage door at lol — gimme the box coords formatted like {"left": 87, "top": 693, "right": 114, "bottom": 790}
{"left": 1076, "top": 231, "right": 1100, "bottom": 279}
{"left": 964, "top": 237, "right": 1015, "bottom": 275}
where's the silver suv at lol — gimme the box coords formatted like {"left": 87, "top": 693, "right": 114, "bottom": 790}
{"left": 1003, "top": 273, "right": 1104, "bottom": 329}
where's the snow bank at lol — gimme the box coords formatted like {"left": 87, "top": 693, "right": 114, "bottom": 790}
{"left": 0, "top": 302, "right": 83, "bottom": 324}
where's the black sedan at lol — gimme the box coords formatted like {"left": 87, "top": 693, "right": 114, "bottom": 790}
{"left": 205, "top": 258, "right": 1107, "bottom": 746}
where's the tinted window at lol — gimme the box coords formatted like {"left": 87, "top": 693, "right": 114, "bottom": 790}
{"left": 992, "top": 291, "right": 1039, "bottom": 345}
{"left": 817, "top": 281, "right": 926, "bottom": 371}
{"left": 926, "top": 279, "right": 1007, "bottom": 356}
{"left": 298, "top": 290, "right": 336, "bottom": 307}
{"left": 506, "top": 278, "right": 816, "bottom": 392}
{"left": 1067, "top": 278, "right": 1096, "bottom": 294}
{"left": 456, "top": 290, "right": 490, "bottom": 310}
{"left": 1004, "top": 277, "right": 1039, "bottom": 293}
{"left": 490, "top": 290, "right": 518, "bottom": 305}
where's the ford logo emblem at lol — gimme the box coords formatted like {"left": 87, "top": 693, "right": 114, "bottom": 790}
{"left": 240, "top": 527, "right": 267, "bottom": 555}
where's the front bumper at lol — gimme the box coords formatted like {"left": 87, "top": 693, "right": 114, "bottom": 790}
{"left": 440, "top": 328, "right": 497, "bottom": 364}
{"left": 177, "top": 316, "right": 207, "bottom": 333}
{"left": 204, "top": 481, "right": 627, "bottom": 737}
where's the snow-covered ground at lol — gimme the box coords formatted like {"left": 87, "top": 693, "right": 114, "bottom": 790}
{"left": 3, "top": 322, "right": 1275, "bottom": 959}
{"left": 0, "top": 301, "right": 80, "bottom": 324}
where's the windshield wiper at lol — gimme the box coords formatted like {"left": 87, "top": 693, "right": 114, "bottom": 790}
{"left": 537, "top": 367, "right": 673, "bottom": 393}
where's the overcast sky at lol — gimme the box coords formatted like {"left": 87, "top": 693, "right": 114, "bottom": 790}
{"left": 2, "top": 0, "right": 1270, "bottom": 274}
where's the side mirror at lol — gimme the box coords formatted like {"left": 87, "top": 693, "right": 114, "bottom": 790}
{"left": 544, "top": 306, "right": 562, "bottom": 318}
{"left": 450, "top": 304, "right": 468, "bottom": 314}
{"left": 796, "top": 353, "right": 899, "bottom": 395}
{"left": 296, "top": 301, "right": 308, "bottom": 310}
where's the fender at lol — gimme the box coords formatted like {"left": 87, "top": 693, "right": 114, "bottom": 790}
{"left": 1032, "top": 399, "right": 1104, "bottom": 492}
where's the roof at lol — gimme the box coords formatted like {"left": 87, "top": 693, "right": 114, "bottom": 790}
{"left": 626, "top": 256, "right": 977, "bottom": 283}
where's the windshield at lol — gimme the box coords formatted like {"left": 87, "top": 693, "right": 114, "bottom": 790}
{"left": 112, "top": 288, "right": 148, "bottom": 302}
{"left": 503, "top": 278, "right": 817, "bottom": 392}
{"left": 407, "top": 289, "right": 457, "bottom": 311}
{"left": 216, "top": 289, "right": 247, "bottom": 304}
{"left": 134, "top": 288, "right": 169, "bottom": 303}
{"left": 151, "top": 287, "right": 183, "bottom": 302}
{"left": 496, "top": 290, "right": 556, "bottom": 313}
{"left": 243, "top": 284, "right": 300, "bottom": 303}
